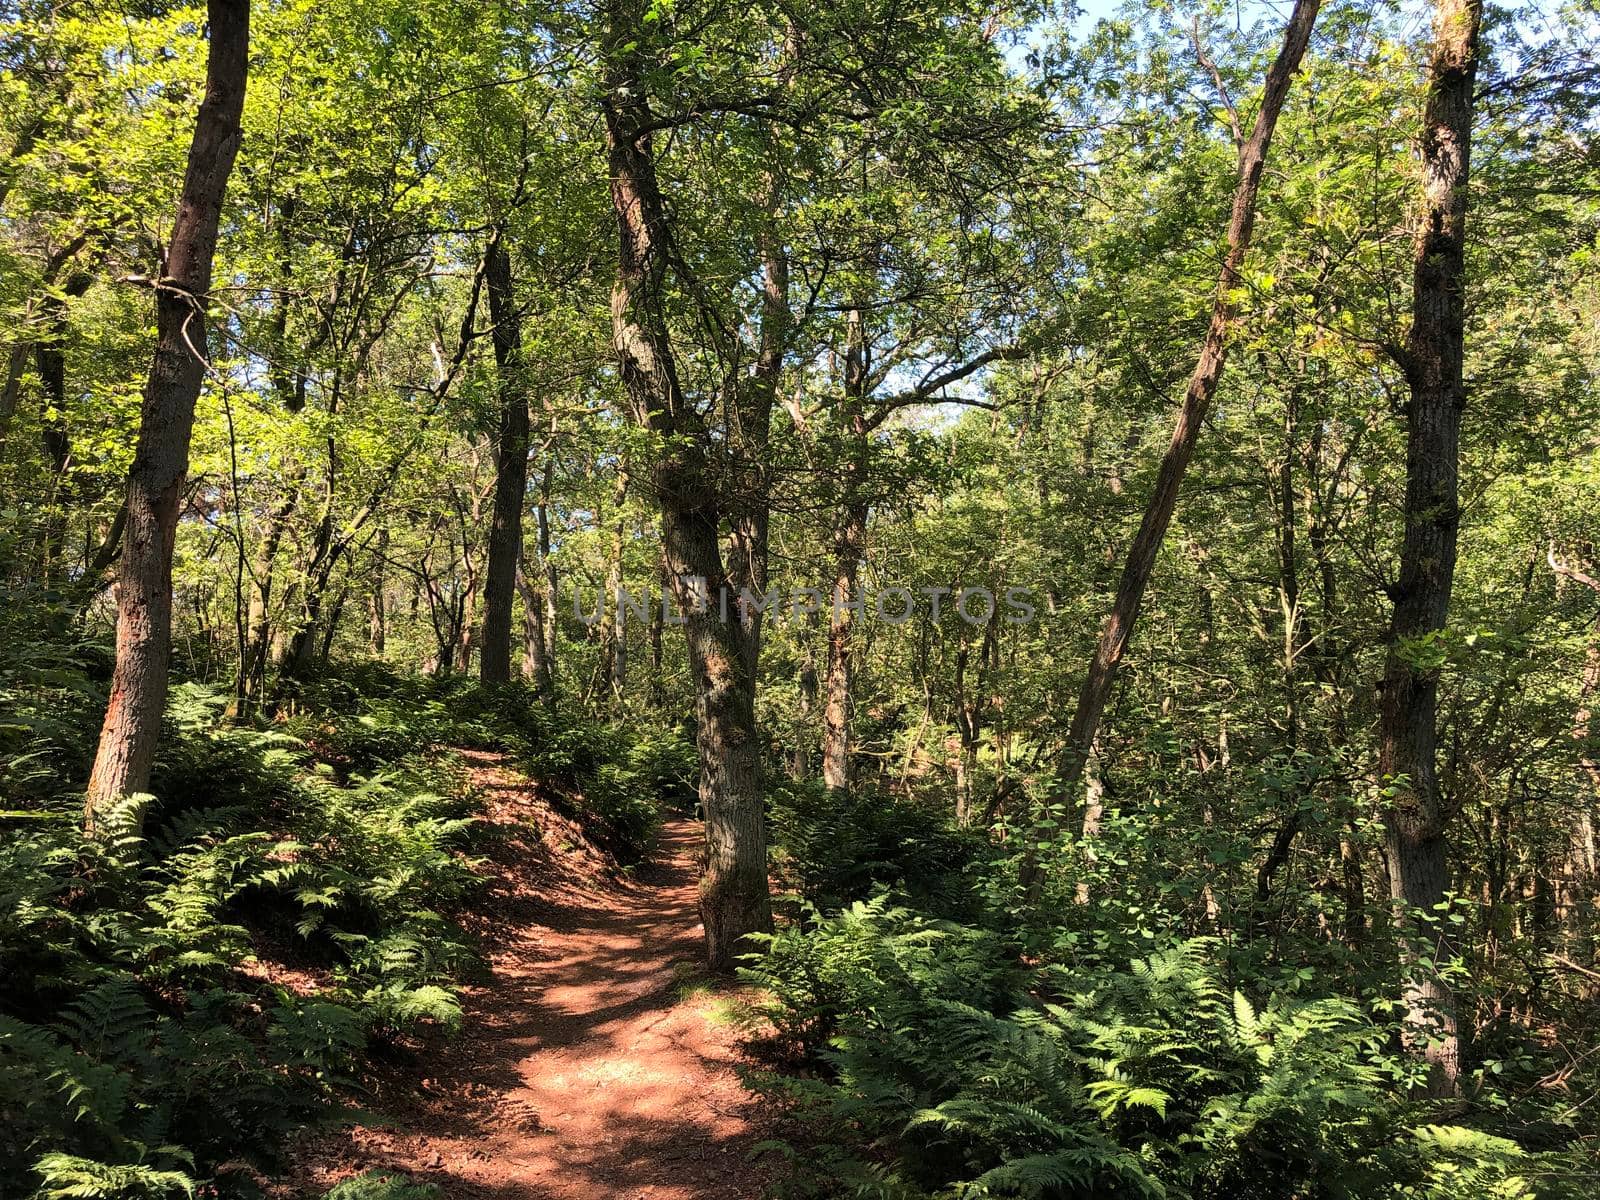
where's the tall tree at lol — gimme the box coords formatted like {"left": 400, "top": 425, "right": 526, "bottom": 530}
{"left": 1051, "top": 0, "right": 1322, "bottom": 825}
{"left": 1378, "top": 0, "right": 1484, "bottom": 1096}
{"left": 599, "top": 0, "right": 772, "bottom": 969}
{"left": 479, "top": 236, "right": 530, "bottom": 685}
{"left": 85, "top": 0, "right": 250, "bottom": 828}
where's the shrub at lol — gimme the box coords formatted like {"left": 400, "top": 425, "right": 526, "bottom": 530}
{"left": 742, "top": 908, "right": 1549, "bottom": 1200}
{"left": 768, "top": 780, "right": 988, "bottom": 917}
{"left": 0, "top": 678, "right": 486, "bottom": 1196}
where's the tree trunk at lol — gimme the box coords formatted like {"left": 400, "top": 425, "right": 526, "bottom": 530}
{"left": 791, "top": 614, "right": 818, "bottom": 780}
{"left": 236, "top": 483, "right": 299, "bottom": 709}
{"left": 1573, "top": 625, "right": 1600, "bottom": 865}
{"left": 953, "top": 606, "right": 1000, "bottom": 828}
{"left": 86, "top": 0, "right": 249, "bottom": 830}
{"left": 1255, "top": 386, "right": 1306, "bottom": 925}
{"left": 1378, "top": 0, "right": 1482, "bottom": 1097}
{"left": 663, "top": 503, "right": 770, "bottom": 971}
{"left": 821, "top": 309, "right": 870, "bottom": 791}
{"left": 517, "top": 559, "right": 551, "bottom": 693}
{"left": 649, "top": 554, "right": 667, "bottom": 707}
{"left": 598, "top": 467, "right": 629, "bottom": 702}
{"left": 284, "top": 496, "right": 337, "bottom": 677}
{"left": 479, "top": 238, "right": 530, "bottom": 685}
{"left": 320, "top": 583, "right": 348, "bottom": 662}
{"left": 821, "top": 501, "right": 867, "bottom": 790}
{"left": 535, "top": 458, "right": 558, "bottom": 698}
{"left": 0, "top": 340, "right": 28, "bottom": 444}
{"left": 1053, "top": 0, "right": 1321, "bottom": 819}
{"left": 601, "top": 4, "right": 770, "bottom": 970}
{"left": 1546, "top": 553, "right": 1600, "bottom": 947}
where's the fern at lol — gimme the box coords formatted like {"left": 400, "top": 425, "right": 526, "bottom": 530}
{"left": 0, "top": 668, "right": 522, "bottom": 1193}
{"left": 743, "top": 897, "right": 1564, "bottom": 1200}
{"left": 321, "top": 1172, "right": 442, "bottom": 1200}
{"left": 33, "top": 1153, "right": 196, "bottom": 1200}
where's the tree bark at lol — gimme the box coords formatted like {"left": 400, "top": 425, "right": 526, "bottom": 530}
{"left": 1053, "top": 0, "right": 1321, "bottom": 817}
{"left": 1567, "top": 626, "right": 1600, "bottom": 947}
{"left": 821, "top": 502, "right": 866, "bottom": 790}
{"left": 236, "top": 483, "right": 299, "bottom": 709}
{"left": 1255, "top": 384, "right": 1306, "bottom": 924}
{"left": 86, "top": 0, "right": 249, "bottom": 830}
{"left": 480, "top": 238, "right": 530, "bottom": 685}
{"left": 1544, "top": 556, "right": 1600, "bottom": 942}
{"left": 1378, "top": 0, "right": 1482, "bottom": 1097}
{"left": 791, "top": 615, "right": 818, "bottom": 780}
{"left": 600, "top": 1, "right": 771, "bottom": 970}
{"left": 0, "top": 341, "right": 28, "bottom": 444}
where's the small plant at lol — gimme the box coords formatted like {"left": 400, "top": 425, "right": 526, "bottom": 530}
{"left": 321, "top": 1171, "right": 443, "bottom": 1200}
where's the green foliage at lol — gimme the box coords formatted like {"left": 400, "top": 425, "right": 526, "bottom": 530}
{"left": 32, "top": 1153, "right": 196, "bottom": 1200}
{"left": 3, "top": 0, "right": 1599, "bottom": 1195}
{"left": 743, "top": 907, "right": 1560, "bottom": 1200}
{"left": 321, "top": 1171, "right": 442, "bottom": 1200}
{"left": 769, "top": 781, "right": 987, "bottom": 918}
{"left": 492, "top": 696, "right": 685, "bottom": 862}
{"left": 0, "top": 662, "right": 488, "bottom": 1194}
{"left": 0, "top": 621, "right": 695, "bottom": 1194}
{"left": 287, "top": 667, "right": 685, "bottom": 861}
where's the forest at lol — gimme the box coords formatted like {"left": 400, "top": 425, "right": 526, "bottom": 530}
{"left": 2, "top": 0, "right": 1599, "bottom": 1196}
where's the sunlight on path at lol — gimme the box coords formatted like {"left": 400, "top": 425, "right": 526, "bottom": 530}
{"left": 295, "top": 756, "right": 767, "bottom": 1200}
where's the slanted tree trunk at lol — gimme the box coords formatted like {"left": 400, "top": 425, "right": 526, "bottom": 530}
{"left": 601, "top": 3, "right": 770, "bottom": 970}
{"left": 1053, "top": 0, "right": 1321, "bottom": 821}
{"left": 319, "top": 583, "right": 349, "bottom": 662}
{"left": 1378, "top": 0, "right": 1482, "bottom": 1097}
{"left": 480, "top": 238, "right": 530, "bottom": 685}
{"left": 0, "top": 341, "right": 28, "bottom": 444}
{"left": 86, "top": 0, "right": 249, "bottom": 830}
{"left": 235, "top": 483, "right": 299, "bottom": 710}
{"left": 283, "top": 487, "right": 338, "bottom": 677}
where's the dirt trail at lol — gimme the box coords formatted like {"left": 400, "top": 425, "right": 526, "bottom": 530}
{"left": 294, "top": 750, "right": 770, "bottom": 1199}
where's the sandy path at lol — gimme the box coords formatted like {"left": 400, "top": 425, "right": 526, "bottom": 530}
{"left": 295, "top": 751, "right": 769, "bottom": 1199}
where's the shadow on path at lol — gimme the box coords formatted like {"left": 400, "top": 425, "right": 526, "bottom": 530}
{"left": 288, "top": 756, "right": 771, "bottom": 1200}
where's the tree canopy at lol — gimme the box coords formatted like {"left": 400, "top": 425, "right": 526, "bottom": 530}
{"left": 3, "top": 0, "right": 1600, "bottom": 1195}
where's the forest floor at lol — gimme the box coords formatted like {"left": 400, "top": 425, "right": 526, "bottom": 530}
{"left": 285, "top": 750, "right": 772, "bottom": 1200}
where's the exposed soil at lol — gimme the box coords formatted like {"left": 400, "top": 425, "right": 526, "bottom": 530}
{"left": 287, "top": 750, "right": 772, "bottom": 1199}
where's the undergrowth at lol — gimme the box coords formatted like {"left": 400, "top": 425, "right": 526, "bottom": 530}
{"left": 0, "top": 624, "right": 688, "bottom": 1198}
{"left": 742, "top": 792, "right": 1600, "bottom": 1200}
